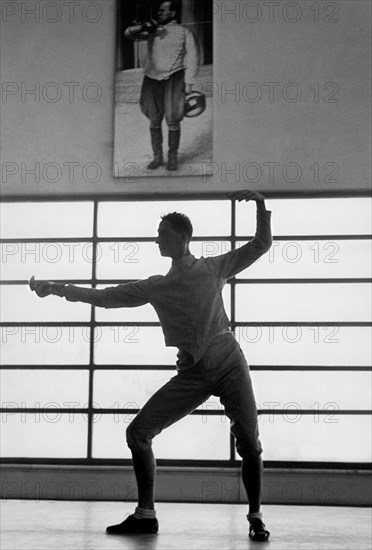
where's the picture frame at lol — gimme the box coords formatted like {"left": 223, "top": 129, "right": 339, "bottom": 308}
{"left": 113, "top": 0, "right": 213, "bottom": 179}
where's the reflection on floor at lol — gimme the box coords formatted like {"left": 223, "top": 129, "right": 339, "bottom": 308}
{"left": 1, "top": 500, "right": 371, "bottom": 550}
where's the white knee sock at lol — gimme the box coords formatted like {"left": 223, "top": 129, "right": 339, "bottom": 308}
{"left": 247, "top": 511, "right": 262, "bottom": 522}
{"left": 134, "top": 506, "right": 156, "bottom": 519}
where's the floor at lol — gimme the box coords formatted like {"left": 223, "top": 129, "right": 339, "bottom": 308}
{"left": 1, "top": 500, "right": 371, "bottom": 550}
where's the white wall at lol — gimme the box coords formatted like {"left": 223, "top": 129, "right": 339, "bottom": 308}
{"left": 1, "top": 0, "right": 370, "bottom": 196}
{"left": 1, "top": 0, "right": 117, "bottom": 196}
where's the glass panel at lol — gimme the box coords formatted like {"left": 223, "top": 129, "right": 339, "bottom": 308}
{"left": 235, "top": 240, "right": 372, "bottom": 279}
{"left": 0, "top": 285, "right": 91, "bottom": 322}
{"left": 258, "top": 414, "right": 371, "bottom": 462}
{"left": 92, "top": 414, "right": 230, "bottom": 459}
{"left": 98, "top": 201, "right": 231, "bottom": 237}
{"left": 0, "top": 413, "right": 88, "bottom": 457}
{"left": 96, "top": 242, "right": 171, "bottom": 279}
{"left": 94, "top": 327, "right": 176, "bottom": 365}
{"left": 91, "top": 414, "right": 132, "bottom": 458}
{"left": 236, "top": 327, "right": 371, "bottom": 367}
{"left": 234, "top": 200, "right": 258, "bottom": 236}
{"left": 0, "top": 242, "right": 93, "bottom": 280}
{"left": 236, "top": 198, "right": 372, "bottom": 236}
{"left": 153, "top": 415, "right": 230, "bottom": 459}
{"left": 96, "top": 241, "right": 231, "bottom": 280}
{"left": 194, "top": 241, "right": 231, "bottom": 258}
{"left": 235, "top": 283, "right": 371, "bottom": 322}
{"left": 93, "top": 370, "right": 173, "bottom": 409}
{"left": 95, "top": 285, "right": 230, "bottom": 323}
{"left": 1, "top": 326, "right": 90, "bottom": 365}
{"left": 252, "top": 371, "right": 372, "bottom": 411}
{"left": 93, "top": 370, "right": 225, "bottom": 411}
{"left": 0, "top": 370, "right": 89, "bottom": 409}
{"left": 0, "top": 203, "right": 93, "bottom": 238}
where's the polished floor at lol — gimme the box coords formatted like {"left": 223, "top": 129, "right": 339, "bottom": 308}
{"left": 1, "top": 500, "right": 371, "bottom": 550}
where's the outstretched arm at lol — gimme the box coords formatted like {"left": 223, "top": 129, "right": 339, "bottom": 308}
{"left": 29, "top": 276, "right": 151, "bottom": 308}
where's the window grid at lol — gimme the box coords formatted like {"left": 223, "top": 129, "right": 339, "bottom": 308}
{"left": 1, "top": 197, "right": 371, "bottom": 468}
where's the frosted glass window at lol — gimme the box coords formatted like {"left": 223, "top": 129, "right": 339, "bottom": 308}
{"left": 234, "top": 200, "right": 259, "bottom": 236}
{"left": 1, "top": 197, "right": 371, "bottom": 465}
{"left": 0, "top": 370, "right": 89, "bottom": 409}
{"left": 236, "top": 327, "right": 371, "bottom": 367}
{"left": 0, "top": 242, "right": 93, "bottom": 280}
{"left": 1, "top": 326, "right": 90, "bottom": 365}
{"left": 91, "top": 414, "right": 133, "bottom": 459}
{"left": 235, "top": 283, "right": 371, "bottom": 322}
{"left": 98, "top": 201, "right": 231, "bottom": 237}
{"left": 259, "top": 414, "right": 371, "bottom": 462}
{"left": 0, "top": 202, "right": 93, "bottom": 238}
{"left": 252, "top": 371, "right": 372, "bottom": 411}
{"left": 153, "top": 414, "right": 230, "bottom": 459}
{"left": 96, "top": 242, "right": 171, "bottom": 279}
{"left": 235, "top": 240, "right": 372, "bottom": 279}
{"left": 93, "top": 370, "right": 225, "bottom": 411}
{"left": 0, "top": 285, "right": 91, "bottom": 322}
{"left": 0, "top": 413, "right": 88, "bottom": 457}
{"left": 236, "top": 198, "right": 372, "bottom": 236}
{"left": 95, "top": 285, "right": 230, "bottom": 323}
{"left": 192, "top": 241, "right": 231, "bottom": 258}
{"left": 92, "top": 414, "right": 230, "bottom": 460}
{"left": 93, "top": 370, "right": 175, "bottom": 409}
{"left": 94, "top": 327, "right": 177, "bottom": 365}
{"left": 96, "top": 241, "right": 231, "bottom": 280}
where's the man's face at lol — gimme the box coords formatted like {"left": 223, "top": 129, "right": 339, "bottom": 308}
{"left": 155, "top": 220, "right": 184, "bottom": 257}
{"left": 157, "top": 2, "right": 175, "bottom": 24}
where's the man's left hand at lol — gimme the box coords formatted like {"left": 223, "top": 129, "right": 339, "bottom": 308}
{"left": 229, "top": 190, "right": 266, "bottom": 203}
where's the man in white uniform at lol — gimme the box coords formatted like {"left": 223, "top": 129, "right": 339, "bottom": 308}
{"left": 125, "top": 1, "right": 199, "bottom": 171}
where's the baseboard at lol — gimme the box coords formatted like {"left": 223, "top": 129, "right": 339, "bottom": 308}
{"left": 1, "top": 465, "right": 371, "bottom": 506}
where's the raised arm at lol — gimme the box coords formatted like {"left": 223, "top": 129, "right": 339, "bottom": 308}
{"left": 29, "top": 276, "right": 152, "bottom": 308}
{"left": 207, "top": 191, "right": 272, "bottom": 280}
{"left": 232, "top": 190, "right": 269, "bottom": 215}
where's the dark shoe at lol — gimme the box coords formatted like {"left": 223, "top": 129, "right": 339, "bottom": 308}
{"left": 148, "top": 155, "right": 163, "bottom": 170}
{"left": 248, "top": 518, "right": 270, "bottom": 541}
{"left": 148, "top": 128, "right": 163, "bottom": 170}
{"left": 166, "top": 129, "right": 180, "bottom": 170}
{"left": 106, "top": 514, "right": 159, "bottom": 535}
{"left": 166, "top": 152, "right": 178, "bottom": 171}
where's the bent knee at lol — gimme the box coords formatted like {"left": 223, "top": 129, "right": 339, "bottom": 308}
{"left": 236, "top": 438, "right": 263, "bottom": 458}
{"left": 126, "top": 420, "right": 152, "bottom": 452}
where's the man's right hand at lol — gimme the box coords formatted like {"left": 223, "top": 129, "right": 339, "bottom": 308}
{"left": 141, "top": 19, "right": 158, "bottom": 33}
{"left": 29, "top": 275, "right": 54, "bottom": 298}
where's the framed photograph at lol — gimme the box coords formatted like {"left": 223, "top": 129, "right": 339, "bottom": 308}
{"left": 113, "top": 0, "right": 213, "bottom": 179}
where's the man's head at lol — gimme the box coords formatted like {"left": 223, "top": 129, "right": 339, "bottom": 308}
{"left": 157, "top": 1, "right": 179, "bottom": 24}
{"left": 155, "top": 212, "right": 193, "bottom": 258}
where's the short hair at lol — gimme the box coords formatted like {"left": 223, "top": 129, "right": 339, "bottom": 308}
{"left": 161, "top": 212, "right": 193, "bottom": 241}
{"left": 160, "top": 1, "right": 180, "bottom": 19}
